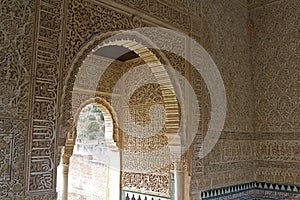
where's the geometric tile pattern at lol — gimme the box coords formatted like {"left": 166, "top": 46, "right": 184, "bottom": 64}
{"left": 201, "top": 182, "right": 300, "bottom": 200}
{"left": 201, "top": 182, "right": 256, "bottom": 199}
{"left": 256, "top": 182, "right": 300, "bottom": 193}
{"left": 122, "top": 190, "right": 170, "bottom": 200}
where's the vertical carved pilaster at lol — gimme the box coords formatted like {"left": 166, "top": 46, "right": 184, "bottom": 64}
{"left": 27, "top": 0, "right": 64, "bottom": 196}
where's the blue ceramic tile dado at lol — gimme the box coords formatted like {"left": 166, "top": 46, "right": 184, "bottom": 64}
{"left": 200, "top": 182, "right": 300, "bottom": 200}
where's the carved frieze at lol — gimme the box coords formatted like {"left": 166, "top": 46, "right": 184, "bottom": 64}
{"left": 122, "top": 172, "right": 170, "bottom": 196}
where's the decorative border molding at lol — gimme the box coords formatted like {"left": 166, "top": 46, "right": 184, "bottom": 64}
{"left": 201, "top": 182, "right": 300, "bottom": 199}
{"left": 201, "top": 182, "right": 256, "bottom": 199}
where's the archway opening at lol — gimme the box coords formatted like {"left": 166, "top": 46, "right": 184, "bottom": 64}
{"left": 57, "top": 97, "right": 120, "bottom": 200}
{"left": 68, "top": 103, "right": 107, "bottom": 199}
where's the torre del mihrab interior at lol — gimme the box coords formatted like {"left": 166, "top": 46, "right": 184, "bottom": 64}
{"left": 0, "top": 0, "right": 299, "bottom": 199}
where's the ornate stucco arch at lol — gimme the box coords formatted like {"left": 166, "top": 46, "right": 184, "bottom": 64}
{"left": 58, "top": 29, "right": 186, "bottom": 199}
{"left": 99, "top": 38, "right": 181, "bottom": 146}
{"left": 59, "top": 30, "right": 182, "bottom": 153}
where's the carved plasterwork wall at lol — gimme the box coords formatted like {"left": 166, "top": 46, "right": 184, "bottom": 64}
{"left": 1, "top": 0, "right": 254, "bottom": 198}
{"left": 1, "top": 0, "right": 39, "bottom": 198}
{"left": 189, "top": 0, "right": 254, "bottom": 195}
{"left": 0, "top": 120, "right": 26, "bottom": 197}
{"left": 71, "top": 56, "right": 126, "bottom": 118}
{"left": 1, "top": 0, "right": 64, "bottom": 198}
{"left": 250, "top": 0, "right": 300, "bottom": 186}
{"left": 0, "top": 0, "right": 253, "bottom": 198}
{"left": 0, "top": 0, "right": 33, "bottom": 118}
{"left": 247, "top": 0, "right": 279, "bottom": 9}
{"left": 121, "top": 60, "right": 171, "bottom": 196}
{"left": 4, "top": 0, "right": 299, "bottom": 198}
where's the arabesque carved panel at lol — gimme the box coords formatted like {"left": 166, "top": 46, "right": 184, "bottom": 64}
{"left": 0, "top": 120, "right": 26, "bottom": 198}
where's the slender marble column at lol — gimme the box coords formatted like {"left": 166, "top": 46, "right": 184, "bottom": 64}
{"left": 60, "top": 164, "right": 69, "bottom": 200}
{"left": 174, "top": 160, "right": 185, "bottom": 200}
{"left": 107, "top": 149, "right": 120, "bottom": 200}
{"left": 60, "top": 146, "right": 73, "bottom": 200}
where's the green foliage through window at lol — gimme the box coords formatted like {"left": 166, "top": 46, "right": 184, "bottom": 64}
{"left": 76, "top": 104, "right": 105, "bottom": 141}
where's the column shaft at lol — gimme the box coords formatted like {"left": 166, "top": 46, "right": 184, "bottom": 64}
{"left": 60, "top": 164, "right": 69, "bottom": 200}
